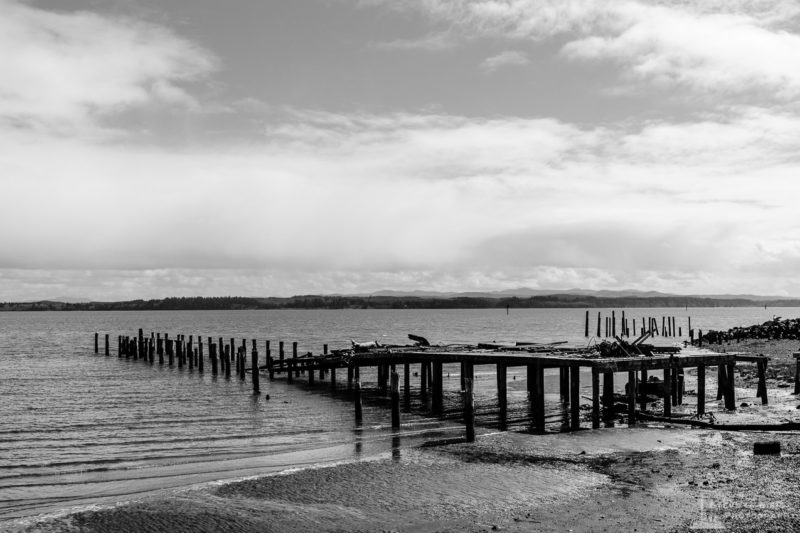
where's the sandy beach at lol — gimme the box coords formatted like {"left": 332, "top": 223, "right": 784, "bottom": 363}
{"left": 15, "top": 339, "right": 800, "bottom": 533}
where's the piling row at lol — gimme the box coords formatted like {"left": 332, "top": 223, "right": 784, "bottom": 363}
{"left": 585, "top": 310, "right": 689, "bottom": 339}
{"left": 95, "top": 326, "right": 769, "bottom": 443}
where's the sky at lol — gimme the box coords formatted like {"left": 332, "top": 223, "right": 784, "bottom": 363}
{"left": 2, "top": 0, "right": 800, "bottom": 300}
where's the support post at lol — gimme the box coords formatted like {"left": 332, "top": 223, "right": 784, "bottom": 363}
{"left": 603, "top": 371, "right": 614, "bottom": 422}
{"left": 627, "top": 369, "right": 636, "bottom": 426}
{"left": 591, "top": 368, "right": 600, "bottom": 429}
{"left": 354, "top": 379, "right": 362, "bottom": 425}
{"left": 534, "top": 360, "right": 545, "bottom": 432}
{"left": 420, "top": 361, "right": 428, "bottom": 398}
{"left": 757, "top": 359, "right": 768, "bottom": 405}
{"left": 432, "top": 361, "right": 443, "bottom": 415}
{"left": 559, "top": 367, "right": 569, "bottom": 404}
{"left": 697, "top": 363, "right": 705, "bottom": 415}
{"left": 496, "top": 362, "right": 507, "bottom": 429}
{"left": 639, "top": 369, "right": 648, "bottom": 411}
{"left": 403, "top": 362, "right": 410, "bottom": 402}
{"left": 794, "top": 353, "right": 800, "bottom": 394}
{"left": 663, "top": 365, "right": 672, "bottom": 417}
{"left": 391, "top": 371, "right": 400, "bottom": 429}
{"left": 570, "top": 364, "right": 580, "bottom": 430}
{"left": 724, "top": 362, "right": 736, "bottom": 410}
{"left": 464, "top": 377, "right": 475, "bottom": 443}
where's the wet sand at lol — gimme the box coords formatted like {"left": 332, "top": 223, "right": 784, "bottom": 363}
{"left": 14, "top": 339, "right": 800, "bottom": 532}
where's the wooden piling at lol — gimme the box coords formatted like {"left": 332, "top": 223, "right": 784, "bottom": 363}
{"left": 596, "top": 312, "right": 601, "bottom": 337}
{"left": 251, "top": 339, "right": 260, "bottom": 394}
{"left": 496, "top": 362, "right": 507, "bottom": 428}
{"left": 391, "top": 371, "right": 400, "bottom": 429}
{"left": 794, "top": 354, "right": 800, "bottom": 395}
{"left": 639, "top": 369, "right": 648, "bottom": 411}
{"left": 464, "top": 377, "right": 475, "bottom": 443}
{"left": 210, "top": 342, "right": 218, "bottom": 376}
{"left": 559, "top": 367, "right": 569, "bottom": 404}
{"left": 420, "top": 362, "right": 428, "bottom": 398}
{"left": 105, "top": 334, "right": 109, "bottom": 356}
{"left": 663, "top": 365, "right": 671, "bottom": 417}
{"left": 697, "top": 363, "right": 705, "bottom": 415}
{"left": 585, "top": 310, "right": 589, "bottom": 337}
{"left": 717, "top": 363, "right": 724, "bottom": 400}
{"left": 354, "top": 379, "right": 363, "bottom": 424}
{"left": 224, "top": 345, "right": 231, "bottom": 379}
{"left": 267, "top": 340, "right": 273, "bottom": 380}
{"left": 602, "top": 372, "right": 614, "bottom": 422}
{"left": 403, "top": 362, "right": 410, "bottom": 402}
{"left": 330, "top": 366, "right": 336, "bottom": 390}
{"left": 95, "top": 333, "right": 99, "bottom": 354}
{"left": 293, "top": 342, "right": 299, "bottom": 377}
{"left": 757, "top": 359, "right": 768, "bottom": 405}
{"left": 198, "top": 339, "right": 204, "bottom": 373}
{"left": 432, "top": 361, "right": 443, "bottom": 415}
{"left": 612, "top": 310, "right": 616, "bottom": 337}
{"left": 627, "top": 369, "right": 636, "bottom": 426}
{"left": 570, "top": 364, "right": 580, "bottom": 430}
{"left": 591, "top": 368, "right": 600, "bottom": 429}
{"left": 533, "top": 360, "right": 545, "bottom": 432}
{"left": 724, "top": 363, "right": 736, "bottom": 410}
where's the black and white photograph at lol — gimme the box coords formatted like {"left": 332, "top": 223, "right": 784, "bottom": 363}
{"left": 3, "top": 1, "right": 800, "bottom": 531}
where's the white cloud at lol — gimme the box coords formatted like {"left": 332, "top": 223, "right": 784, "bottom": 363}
{"left": 3, "top": 103, "right": 800, "bottom": 297}
{"left": 0, "top": 0, "right": 216, "bottom": 133}
{"left": 372, "top": 0, "right": 800, "bottom": 103}
{"left": 480, "top": 50, "right": 530, "bottom": 72}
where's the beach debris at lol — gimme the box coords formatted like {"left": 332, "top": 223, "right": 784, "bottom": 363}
{"left": 408, "top": 333, "right": 430, "bottom": 346}
{"left": 702, "top": 316, "right": 800, "bottom": 343}
{"left": 753, "top": 441, "right": 781, "bottom": 455}
{"left": 351, "top": 339, "right": 381, "bottom": 352}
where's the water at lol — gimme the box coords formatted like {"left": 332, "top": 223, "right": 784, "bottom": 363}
{"left": 1, "top": 306, "right": 794, "bottom": 527}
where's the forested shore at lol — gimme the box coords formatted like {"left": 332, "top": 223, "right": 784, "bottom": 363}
{"left": 3, "top": 294, "right": 800, "bottom": 311}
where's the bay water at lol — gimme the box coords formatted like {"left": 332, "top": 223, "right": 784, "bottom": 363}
{"left": 1, "top": 306, "right": 794, "bottom": 527}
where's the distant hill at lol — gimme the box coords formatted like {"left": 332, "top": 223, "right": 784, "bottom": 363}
{"left": 2, "top": 292, "right": 800, "bottom": 311}
{"left": 368, "top": 288, "right": 789, "bottom": 300}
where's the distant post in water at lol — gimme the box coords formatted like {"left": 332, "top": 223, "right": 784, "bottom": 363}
{"left": 251, "top": 339, "right": 260, "bottom": 394}
{"left": 94, "top": 333, "right": 99, "bottom": 354}
{"left": 585, "top": 310, "right": 589, "bottom": 337}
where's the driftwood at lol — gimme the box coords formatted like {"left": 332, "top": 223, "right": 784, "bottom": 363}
{"left": 408, "top": 334, "right": 430, "bottom": 347}
{"left": 637, "top": 412, "right": 800, "bottom": 431}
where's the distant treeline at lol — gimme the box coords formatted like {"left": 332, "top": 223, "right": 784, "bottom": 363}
{"left": 3, "top": 294, "right": 800, "bottom": 311}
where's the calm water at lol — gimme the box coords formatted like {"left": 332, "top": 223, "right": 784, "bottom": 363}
{"left": 1, "top": 307, "right": 794, "bottom": 527}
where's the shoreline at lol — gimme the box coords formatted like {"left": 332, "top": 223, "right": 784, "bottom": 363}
{"left": 13, "top": 339, "right": 800, "bottom": 532}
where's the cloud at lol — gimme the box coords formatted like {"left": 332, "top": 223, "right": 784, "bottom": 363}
{"left": 368, "top": 0, "right": 800, "bottom": 104}
{"left": 0, "top": 0, "right": 216, "bottom": 134}
{"left": 480, "top": 50, "right": 530, "bottom": 72}
{"left": 3, "top": 102, "right": 800, "bottom": 297}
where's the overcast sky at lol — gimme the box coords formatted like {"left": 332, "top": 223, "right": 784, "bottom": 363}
{"left": 3, "top": 0, "right": 800, "bottom": 300}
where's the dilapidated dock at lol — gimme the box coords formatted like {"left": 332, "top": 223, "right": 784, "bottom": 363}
{"left": 95, "top": 329, "right": 773, "bottom": 442}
